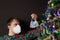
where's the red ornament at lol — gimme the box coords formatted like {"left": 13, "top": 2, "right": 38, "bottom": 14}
{"left": 5, "top": 38, "right": 9, "bottom": 40}
{"left": 28, "top": 31, "right": 32, "bottom": 35}
{"left": 15, "top": 34, "right": 19, "bottom": 38}
{"left": 56, "top": 6, "right": 60, "bottom": 10}
{"left": 21, "top": 34, "right": 25, "bottom": 39}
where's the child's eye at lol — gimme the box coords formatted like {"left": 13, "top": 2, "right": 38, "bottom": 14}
{"left": 15, "top": 24, "right": 17, "bottom": 26}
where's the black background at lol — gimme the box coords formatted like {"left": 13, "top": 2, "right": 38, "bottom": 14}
{"left": 0, "top": 0, "right": 48, "bottom": 36}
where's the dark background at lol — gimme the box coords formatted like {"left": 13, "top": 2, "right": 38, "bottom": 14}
{"left": 0, "top": 0, "right": 48, "bottom": 36}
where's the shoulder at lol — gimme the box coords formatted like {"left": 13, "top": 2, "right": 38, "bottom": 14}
{"left": 3, "top": 35, "right": 11, "bottom": 40}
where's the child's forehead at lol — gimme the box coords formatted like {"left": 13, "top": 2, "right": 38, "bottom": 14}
{"left": 11, "top": 19, "right": 20, "bottom": 23}
{"left": 13, "top": 19, "right": 19, "bottom": 22}
{"left": 31, "top": 13, "right": 37, "bottom": 16}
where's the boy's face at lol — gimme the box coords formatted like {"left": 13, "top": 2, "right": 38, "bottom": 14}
{"left": 31, "top": 14, "right": 37, "bottom": 19}
{"left": 8, "top": 19, "right": 19, "bottom": 31}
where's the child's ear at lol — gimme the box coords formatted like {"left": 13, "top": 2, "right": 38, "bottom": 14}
{"left": 31, "top": 14, "right": 32, "bottom": 17}
{"left": 8, "top": 25, "right": 10, "bottom": 29}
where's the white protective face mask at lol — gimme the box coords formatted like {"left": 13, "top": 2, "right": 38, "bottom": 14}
{"left": 13, "top": 25, "right": 21, "bottom": 34}
{"left": 30, "top": 20, "right": 39, "bottom": 28}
